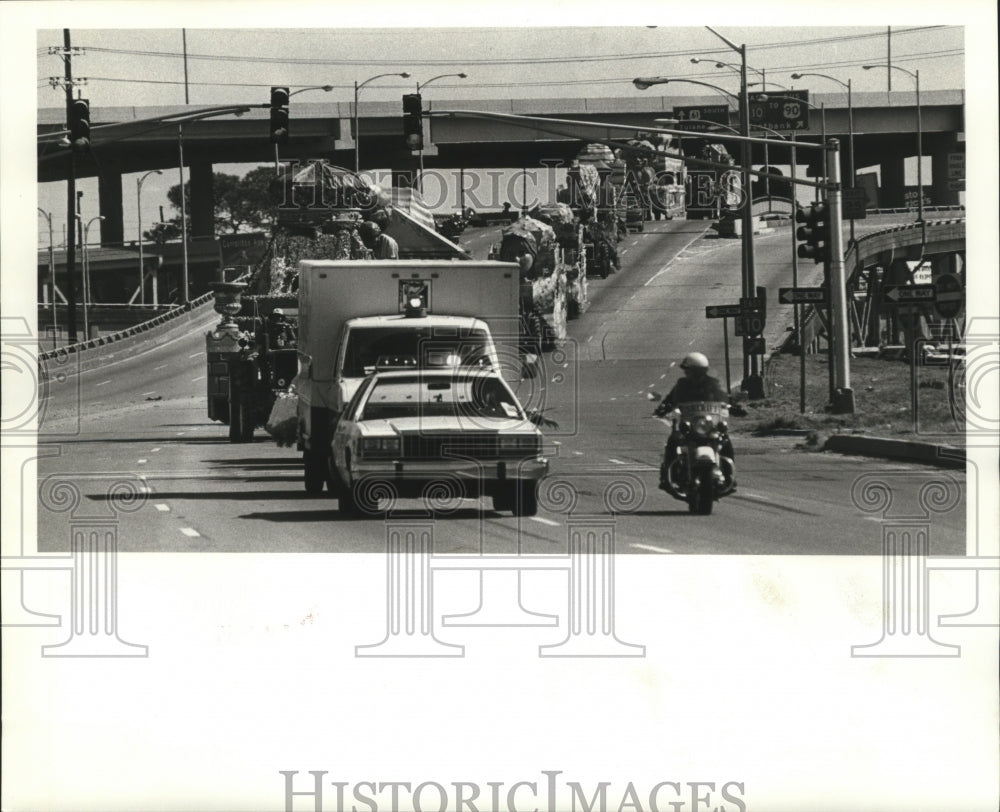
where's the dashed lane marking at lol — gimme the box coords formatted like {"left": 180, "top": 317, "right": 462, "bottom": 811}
{"left": 631, "top": 543, "right": 673, "bottom": 554}
{"left": 191, "top": 375, "right": 206, "bottom": 382}
{"left": 530, "top": 517, "right": 561, "bottom": 527}
{"left": 151, "top": 447, "right": 161, "bottom": 453}
{"left": 608, "top": 458, "right": 627, "bottom": 465}
{"left": 137, "top": 459, "right": 148, "bottom": 464}
{"left": 155, "top": 504, "right": 170, "bottom": 512}
{"left": 188, "top": 353, "right": 203, "bottom": 359}
{"left": 142, "top": 391, "right": 157, "bottom": 396}
{"left": 153, "top": 364, "right": 168, "bottom": 371}
{"left": 95, "top": 380, "right": 111, "bottom": 387}
{"left": 180, "top": 527, "right": 201, "bottom": 538}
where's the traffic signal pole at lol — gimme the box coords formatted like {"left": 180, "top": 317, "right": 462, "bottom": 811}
{"left": 63, "top": 28, "right": 79, "bottom": 344}
{"left": 826, "top": 138, "right": 854, "bottom": 413}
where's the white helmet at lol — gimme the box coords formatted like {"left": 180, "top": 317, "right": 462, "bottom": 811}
{"left": 681, "top": 352, "right": 709, "bottom": 370}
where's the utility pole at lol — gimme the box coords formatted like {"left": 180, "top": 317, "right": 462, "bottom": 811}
{"left": 63, "top": 28, "right": 79, "bottom": 344}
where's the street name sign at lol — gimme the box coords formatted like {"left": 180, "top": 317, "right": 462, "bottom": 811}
{"left": 705, "top": 303, "right": 743, "bottom": 319}
{"left": 882, "top": 284, "right": 935, "bottom": 305}
{"left": 779, "top": 287, "right": 828, "bottom": 305}
{"left": 748, "top": 89, "right": 809, "bottom": 131}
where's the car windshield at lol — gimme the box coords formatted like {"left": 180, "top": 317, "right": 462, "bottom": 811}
{"left": 357, "top": 376, "right": 524, "bottom": 422}
{"left": 342, "top": 326, "right": 494, "bottom": 377}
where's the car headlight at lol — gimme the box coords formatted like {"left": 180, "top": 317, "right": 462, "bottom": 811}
{"left": 360, "top": 437, "right": 400, "bottom": 458}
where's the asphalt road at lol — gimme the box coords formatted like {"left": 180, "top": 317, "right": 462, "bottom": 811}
{"left": 35, "top": 219, "right": 966, "bottom": 555}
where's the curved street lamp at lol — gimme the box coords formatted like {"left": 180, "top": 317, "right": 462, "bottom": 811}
{"left": 78, "top": 214, "right": 105, "bottom": 340}
{"left": 863, "top": 63, "right": 921, "bottom": 223}
{"left": 414, "top": 73, "right": 467, "bottom": 192}
{"left": 791, "top": 72, "right": 855, "bottom": 237}
{"left": 289, "top": 84, "right": 334, "bottom": 98}
{"left": 354, "top": 72, "right": 411, "bottom": 172}
{"left": 137, "top": 169, "right": 162, "bottom": 306}
{"left": 632, "top": 75, "right": 738, "bottom": 101}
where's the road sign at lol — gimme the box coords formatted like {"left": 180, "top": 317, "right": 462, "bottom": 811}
{"left": 742, "top": 336, "right": 766, "bottom": 355}
{"left": 740, "top": 296, "right": 764, "bottom": 312}
{"left": 672, "top": 105, "right": 730, "bottom": 132}
{"left": 933, "top": 273, "right": 964, "bottom": 318}
{"left": 841, "top": 187, "right": 868, "bottom": 219}
{"left": 882, "top": 284, "right": 936, "bottom": 305}
{"left": 748, "top": 89, "right": 809, "bottom": 131}
{"left": 947, "top": 152, "right": 965, "bottom": 179}
{"left": 947, "top": 179, "right": 966, "bottom": 192}
{"left": 739, "top": 295, "right": 765, "bottom": 335}
{"left": 705, "top": 303, "right": 742, "bottom": 319}
{"left": 779, "top": 287, "right": 828, "bottom": 305}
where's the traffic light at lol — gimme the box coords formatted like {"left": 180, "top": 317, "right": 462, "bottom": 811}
{"left": 269, "top": 86, "right": 290, "bottom": 145}
{"left": 795, "top": 201, "right": 829, "bottom": 264}
{"left": 69, "top": 97, "right": 91, "bottom": 151}
{"left": 402, "top": 93, "right": 423, "bottom": 150}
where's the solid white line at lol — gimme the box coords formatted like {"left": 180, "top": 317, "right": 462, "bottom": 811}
{"left": 530, "top": 517, "right": 561, "bottom": 527}
{"left": 95, "top": 380, "right": 112, "bottom": 387}
{"left": 180, "top": 527, "right": 201, "bottom": 538}
{"left": 155, "top": 504, "right": 170, "bottom": 512}
{"left": 644, "top": 226, "right": 710, "bottom": 286}
{"left": 631, "top": 543, "right": 673, "bottom": 554}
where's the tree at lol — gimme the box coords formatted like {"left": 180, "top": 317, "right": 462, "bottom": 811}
{"left": 143, "top": 220, "right": 181, "bottom": 245}
{"left": 165, "top": 167, "right": 286, "bottom": 235}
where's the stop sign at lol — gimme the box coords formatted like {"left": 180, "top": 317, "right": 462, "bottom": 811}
{"left": 933, "top": 273, "right": 964, "bottom": 318}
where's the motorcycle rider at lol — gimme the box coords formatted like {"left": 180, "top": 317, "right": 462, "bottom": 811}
{"left": 655, "top": 352, "right": 735, "bottom": 491}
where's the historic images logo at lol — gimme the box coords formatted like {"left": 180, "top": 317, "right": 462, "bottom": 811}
{"left": 279, "top": 770, "right": 747, "bottom": 812}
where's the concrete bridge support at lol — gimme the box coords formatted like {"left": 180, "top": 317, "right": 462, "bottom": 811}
{"left": 189, "top": 160, "right": 215, "bottom": 238}
{"left": 880, "top": 156, "right": 906, "bottom": 208}
{"left": 97, "top": 164, "right": 124, "bottom": 248}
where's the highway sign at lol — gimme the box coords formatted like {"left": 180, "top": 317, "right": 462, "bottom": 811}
{"left": 705, "top": 303, "right": 742, "bottom": 319}
{"left": 748, "top": 89, "right": 809, "bottom": 131}
{"left": 779, "top": 287, "right": 828, "bottom": 305}
{"left": 841, "top": 187, "right": 868, "bottom": 219}
{"left": 933, "top": 273, "right": 964, "bottom": 318}
{"left": 742, "top": 336, "right": 766, "bottom": 355}
{"left": 672, "top": 105, "right": 730, "bottom": 133}
{"left": 740, "top": 296, "right": 764, "bottom": 312}
{"left": 882, "top": 284, "right": 936, "bottom": 305}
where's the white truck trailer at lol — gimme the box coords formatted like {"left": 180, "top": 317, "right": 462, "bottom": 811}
{"left": 296, "top": 259, "right": 522, "bottom": 493}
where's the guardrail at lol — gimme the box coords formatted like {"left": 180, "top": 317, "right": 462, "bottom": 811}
{"left": 38, "top": 291, "right": 215, "bottom": 362}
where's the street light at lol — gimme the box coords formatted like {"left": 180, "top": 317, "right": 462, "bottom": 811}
{"left": 137, "top": 169, "right": 162, "bottom": 306}
{"left": 289, "top": 84, "right": 333, "bottom": 98}
{"left": 38, "top": 208, "right": 57, "bottom": 347}
{"left": 863, "top": 64, "right": 921, "bottom": 223}
{"left": 354, "top": 72, "right": 411, "bottom": 173}
{"left": 415, "top": 73, "right": 467, "bottom": 193}
{"left": 80, "top": 214, "right": 105, "bottom": 340}
{"left": 792, "top": 72, "right": 855, "bottom": 239}
{"left": 633, "top": 75, "right": 738, "bottom": 101}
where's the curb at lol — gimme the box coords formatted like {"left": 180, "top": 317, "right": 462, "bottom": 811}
{"left": 823, "top": 434, "right": 965, "bottom": 469}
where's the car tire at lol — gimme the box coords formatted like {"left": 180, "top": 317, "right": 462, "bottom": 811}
{"left": 511, "top": 481, "right": 539, "bottom": 517}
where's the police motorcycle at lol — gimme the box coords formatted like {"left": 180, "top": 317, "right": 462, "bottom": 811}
{"left": 648, "top": 394, "right": 736, "bottom": 515}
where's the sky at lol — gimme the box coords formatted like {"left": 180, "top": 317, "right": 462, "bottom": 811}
{"left": 2, "top": 2, "right": 995, "bottom": 262}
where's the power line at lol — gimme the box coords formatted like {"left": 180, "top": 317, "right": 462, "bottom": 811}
{"left": 40, "top": 26, "right": 957, "bottom": 70}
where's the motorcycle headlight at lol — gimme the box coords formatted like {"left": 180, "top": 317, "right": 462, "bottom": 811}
{"left": 693, "top": 416, "right": 714, "bottom": 437}
{"left": 361, "top": 437, "right": 400, "bottom": 458}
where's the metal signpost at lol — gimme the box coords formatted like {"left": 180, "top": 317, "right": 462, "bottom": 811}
{"left": 705, "top": 303, "right": 742, "bottom": 393}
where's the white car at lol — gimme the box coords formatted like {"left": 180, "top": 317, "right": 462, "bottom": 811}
{"left": 330, "top": 366, "right": 548, "bottom": 517}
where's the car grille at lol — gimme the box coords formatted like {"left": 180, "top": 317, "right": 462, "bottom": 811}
{"left": 401, "top": 433, "right": 530, "bottom": 460}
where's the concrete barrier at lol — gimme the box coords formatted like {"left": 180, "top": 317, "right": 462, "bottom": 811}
{"left": 823, "top": 434, "right": 964, "bottom": 469}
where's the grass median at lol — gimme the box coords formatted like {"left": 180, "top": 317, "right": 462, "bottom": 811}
{"left": 737, "top": 350, "right": 967, "bottom": 448}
